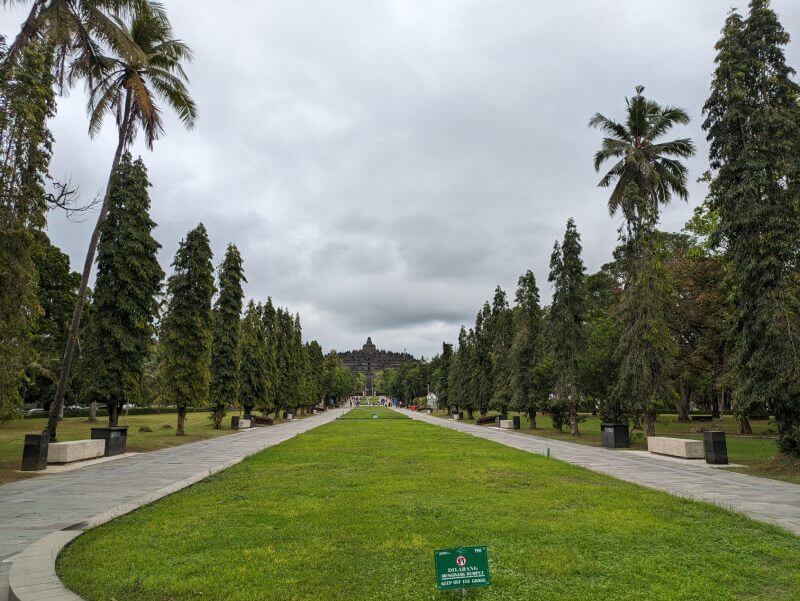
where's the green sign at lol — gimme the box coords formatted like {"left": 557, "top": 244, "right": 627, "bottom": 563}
{"left": 434, "top": 546, "right": 491, "bottom": 590}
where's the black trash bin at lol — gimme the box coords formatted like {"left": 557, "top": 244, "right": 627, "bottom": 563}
{"left": 91, "top": 426, "right": 128, "bottom": 456}
{"left": 704, "top": 430, "right": 728, "bottom": 464}
{"left": 231, "top": 415, "right": 240, "bottom": 429}
{"left": 600, "top": 423, "right": 630, "bottom": 448}
{"left": 21, "top": 432, "right": 50, "bottom": 471}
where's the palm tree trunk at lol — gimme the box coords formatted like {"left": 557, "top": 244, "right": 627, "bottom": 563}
{"left": 44, "top": 93, "right": 133, "bottom": 441}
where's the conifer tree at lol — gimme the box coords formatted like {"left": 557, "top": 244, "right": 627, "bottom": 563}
{"left": 305, "top": 341, "right": 325, "bottom": 408}
{"left": 488, "top": 286, "right": 513, "bottom": 414}
{"left": 23, "top": 232, "right": 79, "bottom": 411}
{"left": 448, "top": 327, "right": 467, "bottom": 414}
{"left": 0, "top": 39, "right": 55, "bottom": 421}
{"left": 260, "top": 298, "right": 278, "bottom": 411}
{"left": 510, "top": 270, "right": 543, "bottom": 428}
{"left": 474, "top": 303, "right": 493, "bottom": 416}
{"left": 612, "top": 239, "right": 677, "bottom": 436}
{"left": 81, "top": 154, "right": 163, "bottom": 426}
{"left": 160, "top": 224, "right": 215, "bottom": 435}
{"left": 239, "top": 301, "right": 268, "bottom": 415}
{"left": 549, "top": 219, "right": 586, "bottom": 435}
{"left": 703, "top": 0, "right": 800, "bottom": 450}
{"left": 437, "top": 342, "right": 452, "bottom": 410}
{"left": 210, "top": 244, "right": 245, "bottom": 428}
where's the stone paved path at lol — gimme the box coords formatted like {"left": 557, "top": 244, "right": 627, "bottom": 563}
{"left": 0, "top": 409, "right": 347, "bottom": 601}
{"left": 396, "top": 409, "right": 800, "bottom": 536}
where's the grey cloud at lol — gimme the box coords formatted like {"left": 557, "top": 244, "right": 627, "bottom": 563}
{"left": 3, "top": 0, "right": 799, "bottom": 357}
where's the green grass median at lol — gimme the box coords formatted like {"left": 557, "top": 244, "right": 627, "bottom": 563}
{"left": 58, "top": 406, "right": 800, "bottom": 600}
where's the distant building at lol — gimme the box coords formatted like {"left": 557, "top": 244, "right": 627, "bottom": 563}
{"left": 338, "top": 337, "right": 416, "bottom": 395}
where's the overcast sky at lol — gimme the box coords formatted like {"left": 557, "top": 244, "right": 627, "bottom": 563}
{"left": 3, "top": 1, "right": 800, "bottom": 358}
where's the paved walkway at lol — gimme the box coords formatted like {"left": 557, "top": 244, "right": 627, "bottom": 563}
{"left": 396, "top": 409, "right": 800, "bottom": 536}
{"left": 0, "top": 408, "right": 347, "bottom": 601}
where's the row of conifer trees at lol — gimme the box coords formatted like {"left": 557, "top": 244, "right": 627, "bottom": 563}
{"left": 77, "top": 154, "right": 359, "bottom": 434}
{"left": 427, "top": 0, "right": 800, "bottom": 457}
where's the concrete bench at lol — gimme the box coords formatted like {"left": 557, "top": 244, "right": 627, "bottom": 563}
{"left": 236, "top": 418, "right": 251, "bottom": 429}
{"left": 647, "top": 436, "right": 704, "bottom": 459}
{"left": 48, "top": 439, "right": 105, "bottom": 464}
{"left": 499, "top": 417, "right": 521, "bottom": 430}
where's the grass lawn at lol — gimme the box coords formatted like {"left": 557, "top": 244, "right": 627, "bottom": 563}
{"left": 430, "top": 410, "right": 800, "bottom": 485}
{"left": 0, "top": 410, "right": 281, "bottom": 485}
{"left": 58, "top": 406, "right": 800, "bottom": 600}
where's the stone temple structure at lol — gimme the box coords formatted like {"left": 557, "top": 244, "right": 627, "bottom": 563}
{"left": 338, "top": 337, "right": 416, "bottom": 395}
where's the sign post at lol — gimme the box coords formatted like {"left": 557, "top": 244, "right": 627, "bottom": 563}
{"left": 434, "top": 546, "right": 491, "bottom": 592}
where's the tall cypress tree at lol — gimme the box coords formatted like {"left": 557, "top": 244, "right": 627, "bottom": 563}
{"left": 160, "top": 224, "right": 215, "bottom": 435}
{"left": 210, "top": 244, "right": 246, "bottom": 428}
{"left": 489, "top": 286, "right": 513, "bottom": 414}
{"left": 511, "top": 270, "right": 543, "bottom": 428}
{"left": 437, "top": 341, "right": 452, "bottom": 410}
{"left": 549, "top": 218, "right": 586, "bottom": 435}
{"left": 448, "top": 327, "right": 468, "bottom": 414}
{"left": 82, "top": 154, "right": 163, "bottom": 426}
{"left": 612, "top": 237, "right": 677, "bottom": 436}
{"left": 239, "top": 300, "right": 268, "bottom": 415}
{"left": 305, "top": 340, "right": 325, "bottom": 409}
{"left": 260, "top": 298, "right": 278, "bottom": 411}
{"left": 0, "top": 39, "right": 55, "bottom": 421}
{"left": 703, "top": 0, "right": 800, "bottom": 451}
{"left": 474, "top": 302, "right": 493, "bottom": 416}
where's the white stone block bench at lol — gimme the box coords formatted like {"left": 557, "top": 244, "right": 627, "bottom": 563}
{"left": 48, "top": 439, "right": 105, "bottom": 464}
{"left": 647, "top": 436, "right": 704, "bottom": 459}
{"left": 236, "top": 418, "right": 252, "bottom": 429}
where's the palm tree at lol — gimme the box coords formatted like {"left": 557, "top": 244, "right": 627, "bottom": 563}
{"left": 589, "top": 85, "right": 695, "bottom": 238}
{"left": 45, "top": 4, "right": 196, "bottom": 439}
{"left": 1, "top": 0, "right": 147, "bottom": 87}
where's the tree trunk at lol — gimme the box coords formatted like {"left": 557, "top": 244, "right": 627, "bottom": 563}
{"left": 676, "top": 380, "right": 690, "bottom": 422}
{"left": 44, "top": 93, "right": 133, "bottom": 441}
{"left": 88, "top": 401, "right": 97, "bottom": 423}
{"left": 466, "top": 409, "right": 474, "bottom": 420}
{"left": 176, "top": 405, "right": 187, "bottom": 436}
{"left": 213, "top": 404, "right": 224, "bottom": 430}
{"left": 569, "top": 387, "right": 579, "bottom": 436}
{"left": 738, "top": 416, "right": 752, "bottom": 434}
{"left": 718, "top": 389, "right": 726, "bottom": 422}
{"left": 569, "top": 405, "right": 579, "bottom": 436}
{"left": 108, "top": 403, "right": 119, "bottom": 427}
{"left": 645, "top": 411, "right": 656, "bottom": 438}
{"left": 527, "top": 410, "right": 537, "bottom": 429}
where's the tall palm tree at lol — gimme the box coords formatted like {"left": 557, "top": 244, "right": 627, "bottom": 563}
{"left": 1, "top": 0, "right": 147, "bottom": 87}
{"left": 45, "top": 4, "right": 196, "bottom": 439}
{"left": 589, "top": 85, "right": 695, "bottom": 237}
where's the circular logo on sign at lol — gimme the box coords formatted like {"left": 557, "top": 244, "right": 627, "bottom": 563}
{"left": 456, "top": 555, "right": 467, "bottom": 567}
